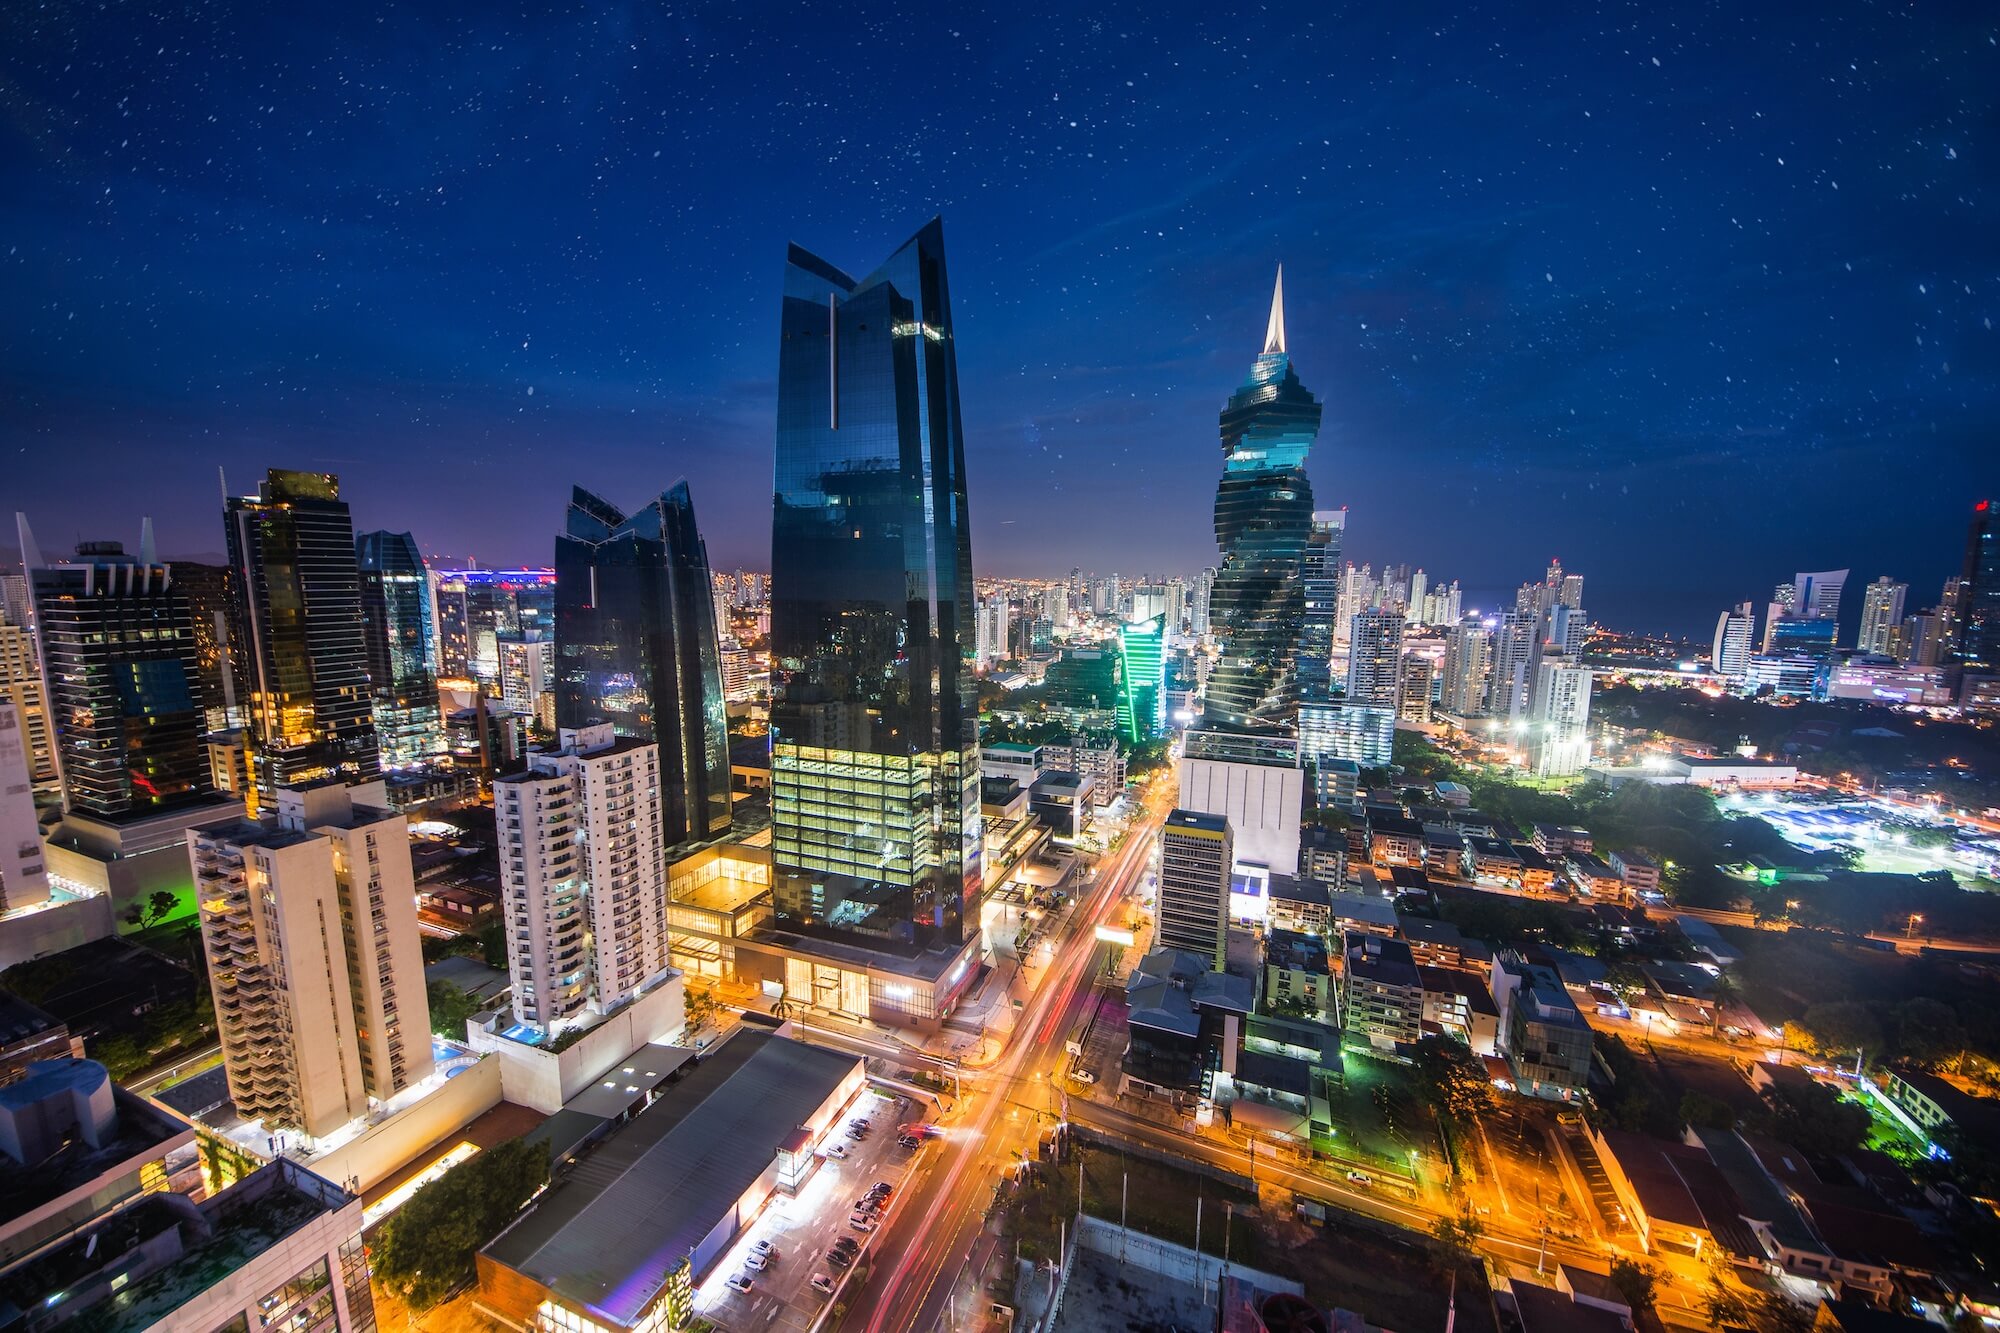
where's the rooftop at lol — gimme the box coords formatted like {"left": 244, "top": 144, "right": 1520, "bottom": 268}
{"left": 482, "top": 1027, "right": 860, "bottom": 1327}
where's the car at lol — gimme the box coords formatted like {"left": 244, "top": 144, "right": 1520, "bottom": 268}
{"left": 748, "top": 1239, "right": 775, "bottom": 1256}
{"left": 832, "top": 1238, "right": 860, "bottom": 1254}
{"left": 744, "top": 1253, "right": 769, "bottom": 1272}
{"left": 854, "top": 1196, "right": 879, "bottom": 1213}
{"left": 1069, "top": 1069, "right": 1097, "bottom": 1085}
{"left": 867, "top": 1182, "right": 893, "bottom": 1197}
{"left": 845, "top": 1126, "right": 867, "bottom": 1139}
{"left": 1345, "top": 1171, "right": 1371, "bottom": 1186}
{"left": 898, "top": 1134, "right": 921, "bottom": 1149}
{"left": 823, "top": 1142, "right": 848, "bottom": 1159}
{"left": 827, "top": 1250, "right": 852, "bottom": 1270}
{"left": 849, "top": 1118, "right": 871, "bottom": 1131}
{"left": 849, "top": 1216, "right": 876, "bottom": 1231}
{"left": 725, "top": 1274, "right": 753, "bottom": 1293}
{"left": 811, "top": 1275, "right": 835, "bottom": 1296}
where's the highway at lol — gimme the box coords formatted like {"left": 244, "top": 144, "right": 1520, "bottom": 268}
{"left": 840, "top": 774, "right": 1175, "bottom": 1333}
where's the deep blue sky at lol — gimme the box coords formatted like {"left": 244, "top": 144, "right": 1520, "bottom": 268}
{"left": 4, "top": 3, "right": 1997, "bottom": 635}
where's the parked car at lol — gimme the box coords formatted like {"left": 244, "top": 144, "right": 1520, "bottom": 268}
{"left": 827, "top": 1250, "right": 852, "bottom": 1270}
{"left": 823, "top": 1143, "right": 848, "bottom": 1159}
{"left": 849, "top": 1216, "right": 876, "bottom": 1232}
{"left": 744, "top": 1253, "right": 768, "bottom": 1272}
{"left": 1345, "top": 1171, "right": 1371, "bottom": 1186}
{"left": 811, "top": 1275, "right": 835, "bottom": 1295}
{"left": 1069, "top": 1069, "right": 1097, "bottom": 1085}
{"left": 897, "top": 1134, "right": 921, "bottom": 1149}
{"left": 748, "top": 1240, "right": 775, "bottom": 1257}
{"left": 868, "top": 1182, "right": 893, "bottom": 1198}
{"left": 725, "top": 1274, "right": 753, "bottom": 1293}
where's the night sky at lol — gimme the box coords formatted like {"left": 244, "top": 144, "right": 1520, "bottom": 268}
{"left": 4, "top": 3, "right": 1997, "bottom": 635}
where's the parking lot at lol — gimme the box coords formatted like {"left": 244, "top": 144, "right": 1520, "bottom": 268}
{"left": 694, "top": 1086, "right": 927, "bottom": 1331}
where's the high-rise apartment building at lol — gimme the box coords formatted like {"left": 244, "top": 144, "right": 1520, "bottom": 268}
{"left": 20, "top": 523, "right": 214, "bottom": 819}
{"left": 1345, "top": 607, "right": 1405, "bottom": 710}
{"left": 554, "top": 482, "right": 731, "bottom": 849}
{"left": 769, "top": 219, "right": 982, "bottom": 966}
{"left": 1202, "top": 271, "right": 1321, "bottom": 733}
{"left": 356, "top": 531, "right": 444, "bottom": 769}
{"left": 976, "top": 595, "right": 1011, "bottom": 669}
{"left": 1793, "top": 569, "right": 1849, "bottom": 622}
{"left": 1954, "top": 501, "right": 2000, "bottom": 672}
{"left": 1856, "top": 577, "right": 1907, "bottom": 656}
{"left": 1486, "top": 611, "right": 1538, "bottom": 719}
{"left": 192, "top": 781, "right": 432, "bottom": 1138}
{"left": 1399, "top": 656, "right": 1435, "bottom": 723}
{"left": 498, "top": 631, "right": 556, "bottom": 730}
{"left": 1530, "top": 657, "right": 1593, "bottom": 777}
{"left": 0, "top": 705, "right": 50, "bottom": 913}
{"left": 495, "top": 724, "right": 668, "bottom": 1033}
{"left": 1158, "top": 809, "right": 1232, "bottom": 969}
{"left": 224, "top": 470, "right": 381, "bottom": 793}
{"left": 0, "top": 602, "right": 55, "bottom": 790}
{"left": 169, "top": 560, "right": 239, "bottom": 731}
{"left": 1711, "top": 602, "right": 1756, "bottom": 679}
{"left": 1763, "top": 581, "right": 1798, "bottom": 653}
{"left": 1117, "top": 616, "right": 1166, "bottom": 743}
{"left": 1298, "top": 509, "right": 1345, "bottom": 699}
{"left": 1440, "top": 618, "right": 1492, "bottom": 716}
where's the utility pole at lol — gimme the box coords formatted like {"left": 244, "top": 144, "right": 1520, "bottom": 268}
{"left": 1120, "top": 1171, "right": 1129, "bottom": 1264}
{"left": 1194, "top": 1196, "right": 1204, "bottom": 1304}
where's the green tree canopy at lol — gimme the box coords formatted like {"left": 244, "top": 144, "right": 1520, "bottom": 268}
{"left": 373, "top": 1138, "right": 551, "bottom": 1308}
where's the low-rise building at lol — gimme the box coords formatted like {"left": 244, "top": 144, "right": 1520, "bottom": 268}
{"left": 979, "top": 740, "right": 1043, "bottom": 787}
{"left": 1610, "top": 848, "right": 1662, "bottom": 896}
{"left": 1264, "top": 930, "right": 1332, "bottom": 1021}
{"left": 477, "top": 1025, "right": 866, "bottom": 1331}
{"left": 0, "top": 1156, "right": 372, "bottom": 1331}
{"left": 1492, "top": 955, "right": 1593, "bottom": 1102}
{"left": 1122, "top": 948, "right": 1256, "bottom": 1100}
{"left": 1419, "top": 966, "right": 1501, "bottom": 1055}
{"left": 1514, "top": 844, "right": 1557, "bottom": 893}
{"left": 1326, "top": 891, "right": 1399, "bottom": 941}
{"left": 1296, "top": 824, "right": 1346, "bottom": 887}
{"left": 1029, "top": 770, "right": 1095, "bottom": 839}
{"left": 1532, "top": 824, "right": 1593, "bottom": 856}
{"left": 1564, "top": 851, "right": 1625, "bottom": 900}
{"left": 1367, "top": 813, "right": 1425, "bottom": 868}
{"left": 1462, "top": 836, "right": 1522, "bottom": 883}
{"left": 1880, "top": 1066, "right": 2000, "bottom": 1156}
{"left": 1341, "top": 936, "right": 1423, "bottom": 1055}
{"left": 1266, "top": 873, "right": 1332, "bottom": 937}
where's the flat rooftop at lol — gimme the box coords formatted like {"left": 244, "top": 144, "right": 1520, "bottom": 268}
{"left": 482, "top": 1027, "right": 861, "bottom": 1328}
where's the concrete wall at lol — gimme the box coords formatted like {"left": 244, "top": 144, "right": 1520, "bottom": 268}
{"left": 0, "top": 891, "right": 114, "bottom": 969}
{"left": 1067, "top": 1213, "right": 1301, "bottom": 1296}
{"left": 43, "top": 839, "right": 197, "bottom": 935}
{"left": 305, "top": 1055, "right": 503, "bottom": 1194}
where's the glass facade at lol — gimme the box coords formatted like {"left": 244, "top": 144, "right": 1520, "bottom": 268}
{"left": 1297, "top": 510, "right": 1343, "bottom": 700}
{"left": 224, "top": 470, "right": 381, "bottom": 792}
{"left": 1203, "top": 276, "right": 1322, "bottom": 734}
{"left": 1116, "top": 616, "right": 1165, "bottom": 743}
{"left": 770, "top": 218, "right": 981, "bottom": 950}
{"left": 553, "top": 482, "right": 731, "bottom": 847}
{"left": 29, "top": 540, "right": 215, "bottom": 818}
{"left": 356, "top": 531, "right": 443, "bottom": 768}
{"left": 1956, "top": 500, "right": 2000, "bottom": 671}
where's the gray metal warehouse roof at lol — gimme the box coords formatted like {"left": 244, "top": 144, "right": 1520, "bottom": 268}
{"left": 483, "top": 1027, "right": 861, "bottom": 1328}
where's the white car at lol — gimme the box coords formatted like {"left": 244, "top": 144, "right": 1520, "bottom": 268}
{"left": 811, "top": 1275, "right": 835, "bottom": 1296}
{"left": 744, "top": 1253, "right": 768, "bottom": 1272}
{"left": 1345, "top": 1171, "right": 1371, "bottom": 1186}
{"left": 823, "top": 1143, "right": 848, "bottom": 1159}
{"left": 1069, "top": 1069, "right": 1096, "bottom": 1085}
{"left": 748, "top": 1240, "right": 775, "bottom": 1257}
{"left": 725, "top": 1274, "right": 752, "bottom": 1293}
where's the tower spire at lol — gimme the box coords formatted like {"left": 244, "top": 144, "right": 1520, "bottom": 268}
{"left": 1262, "top": 264, "right": 1286, "bottom": 356}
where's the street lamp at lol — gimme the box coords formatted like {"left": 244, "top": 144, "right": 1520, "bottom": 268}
{"left": 1906, "top": 913, "right": 1924, "bottom": 941}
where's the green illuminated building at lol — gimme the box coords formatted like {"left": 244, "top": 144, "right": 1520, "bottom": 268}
{"left": 1117, "top": 617, "right": 1165, "bottom": 744}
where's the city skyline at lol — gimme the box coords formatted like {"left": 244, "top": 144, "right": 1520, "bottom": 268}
{"left": 6, "top": 6, "right": 1997, "bottom": 636}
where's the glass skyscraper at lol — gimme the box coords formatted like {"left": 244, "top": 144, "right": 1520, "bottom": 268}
{"left": 553, "top": 481, "right": 731, "bottom": 848}
{"left": 224, "top": 470, "right": 381, "bottom": 792}
{"left": 22, "top": 526, "right": 214, "bottom": 819}
{"left": 356, "top": 531, "right": 444, "bottom": 768}
{"left": 1202, "top": 269, "right": 1323, "bottom": 733}
{"left": 1117, "top": 616, "right": 1165, "bottom": 744}
{"left": 769, "top": 218, "right": 981, "bottom": 951}
{"left": 1955, "top": 500, "right": 2000, "bottom": 672}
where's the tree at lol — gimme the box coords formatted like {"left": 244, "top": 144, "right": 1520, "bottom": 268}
{"left": 1678, "top": 1091, "right": 1736, "bottom": 1131}
{"left": 1745, "top": 1077, "right": 1870, "bottom": 1158}
{"left": 1410, "top": 1036, "right": 1493, "bottom": 1130}
{"left": 685, "top": 986, "right": 720, "bottom": 1033}
{"left": 1428, "top": 1207, "right": 1483, "bottom": 1276}
{"left": 374, "top": 1138, "right": 551, "bottom": 1309}
{"left": 1892, "top": 998, "right": 1967, "bottom": 1068}
{"left": 122, "top": 889, "right": 180, "bottom": 931}
{"left": 427, "top": 979, "right": 483, "bottom": 1038}
{"left": 1794, "top": 1001, "right": 1883, "bottom": 1061}
{"left": 1608, "top": 1258, "right": 1657, "bottom": 1316}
